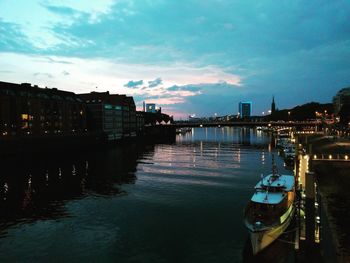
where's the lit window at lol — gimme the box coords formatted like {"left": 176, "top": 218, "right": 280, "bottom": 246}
{"left": 21, "top": 114, "right": 29, "bottom": 120}
{"left": 22, "top": 123, "right": 29, "bottom": 129}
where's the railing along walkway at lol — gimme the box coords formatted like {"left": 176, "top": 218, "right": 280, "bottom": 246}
{"left": 312, "top": 153, "right": 349, "bottom": 162}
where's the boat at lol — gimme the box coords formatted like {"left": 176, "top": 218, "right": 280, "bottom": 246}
{"left": 244, "top": 157, "right": 295, "bottom": 254}
{"left": 175, "top": 127, "right": 192, "bottom": 134}
{"left": 283, "top": 144, "right": 296, "bottom": 164}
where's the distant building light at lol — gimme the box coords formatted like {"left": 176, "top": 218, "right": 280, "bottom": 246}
{"left": 314, "top": 155, "right": 317, "bottom": 159}
{"left": 329, "top": 155, "right": 332, "bottom": 160}
{"left": 21, "top": 114, "right": 29, "bottom": 120}
{"left": 345, "top": 155, "right": 349, "bottom": 160}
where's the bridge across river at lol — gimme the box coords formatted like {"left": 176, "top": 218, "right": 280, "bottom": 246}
{"left": 172, "top": 121, "right": 319, "bottom": 128}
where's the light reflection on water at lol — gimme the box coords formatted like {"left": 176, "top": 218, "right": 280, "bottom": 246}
{"left": 0, "top": 127, "right": 294, "bottom": 262}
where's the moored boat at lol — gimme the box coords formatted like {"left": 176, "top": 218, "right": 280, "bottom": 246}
{"left": 244, "top": 158, "right": 295, "bottom": 254}
{"left": 175, "top": 127, "right": 192, "bottom": 134}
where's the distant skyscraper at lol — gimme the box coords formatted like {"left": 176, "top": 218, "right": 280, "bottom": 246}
{"left": 271, "top": 96, "right": 276, "bottom": 114}
{"left": 239, "top": 101, "right": 252, "bottom": 118}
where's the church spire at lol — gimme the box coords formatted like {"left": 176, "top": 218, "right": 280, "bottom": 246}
{"left": 271, "top": 96, "right": 276, "bottom": 114}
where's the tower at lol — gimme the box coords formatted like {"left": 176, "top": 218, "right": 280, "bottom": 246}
{"left": 271, "top": 96, "right": 276, "bottom": 114}
{"left": 239, "top": 101, "right": 252, "bottom": 118}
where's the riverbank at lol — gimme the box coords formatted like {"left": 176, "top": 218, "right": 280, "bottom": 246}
{"left": 0, "top": 126, "right": 176, "bottom": 156}
{"left": 306, "top": 135, "right": 350, "bottom": 263}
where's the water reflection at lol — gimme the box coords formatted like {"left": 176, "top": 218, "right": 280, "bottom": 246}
{"left": 0, "top": 128, "right": 291, "bottom": 262}
{"left": 0, "top": 143, "right": 154, "bottom": 236}
{"left": 242, "top": 225, "right": 296, "bottom": 263}
{"left": 239, "top": 127, "right": 251, "bottom": 145}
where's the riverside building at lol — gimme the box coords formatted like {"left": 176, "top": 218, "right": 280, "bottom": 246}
{"left": 78, "top": 92, "right": 137, "bottom": 140}
{"left": 333, "top": 87, "right": 350, "bottom": 115}
{"left": 0, "top": 81, "right": 86, "bottom": 137}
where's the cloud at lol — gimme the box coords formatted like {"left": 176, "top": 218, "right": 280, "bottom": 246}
{"left": 44, "top": 57, "right": 73, "bottom": 64}
{"left": 148, "top": 77, "right": 162, "bottom": 88}
{"left": 0, "top": 70, "right": 13, "bottom": 73}
{"left": 167, "top": 85, "right": 201, "bottom": 92}
{"left": 43, "top": 4, "right": 78, "bottom": 16}
{"left": 33, "top": 72, "right": 54, "bottom": 79}
{"left": 62, "top": 70, "right": 70, "bottom": 76}
{"left": 0, "top": 0, "right": 349, "bottom": 119}
{"left": 0, "top": 19, "right": 34, "bottom": 52}
{"left": 124, "top": 80, "right": 143, "bottom": 88}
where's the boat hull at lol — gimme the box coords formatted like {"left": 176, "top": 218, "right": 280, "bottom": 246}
{"left": 249, "top": 206, "right": 295, "bottom": 255}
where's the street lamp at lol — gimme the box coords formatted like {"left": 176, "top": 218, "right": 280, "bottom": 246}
{"left": 288, "top": 111, "right": 291, "bottom": 121}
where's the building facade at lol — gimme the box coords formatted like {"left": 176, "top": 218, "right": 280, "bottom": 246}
{"left": 136, "top": 111, "right": 145, "bottom": 135}
{"left": 79, "top": 92, "right": 124, "bottom": 140}
{"left": 333, "top": 87, "right": 350, "bottom": 115}
{"left": 0, "top": 81, "right": 86, "bottom": 138}
{"left": 125, "top": 97, "right": 136, "bottom": 137}
{"left": 78, "top": 92, "right": 137, "bottom": 140}
{"left": 238, "top": 101, "right": 252, "bottom": 118}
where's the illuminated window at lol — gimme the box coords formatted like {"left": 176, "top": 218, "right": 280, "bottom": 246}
{"left": 104, "top": 105, "right": 113, "bottom": 110}
{"left": 21, "top": 114, "right": 29, "bottom": 120}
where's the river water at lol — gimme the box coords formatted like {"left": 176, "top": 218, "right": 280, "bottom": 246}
{"left": 0, "top": 127, "right": 295, "bottom": 262}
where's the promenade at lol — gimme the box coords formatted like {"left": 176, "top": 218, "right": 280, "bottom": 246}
{"left": 308, "top": 136, "right": 350, "bottom": 263}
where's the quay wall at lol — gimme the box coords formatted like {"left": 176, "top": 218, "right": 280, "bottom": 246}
{"left": 302, "top": 135, "right": 350, "bottom": 263}
{"left": 0, "top": 125, "right": 176, "bottom": 156}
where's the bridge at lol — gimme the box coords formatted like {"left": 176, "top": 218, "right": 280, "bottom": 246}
{"left": 171, "top": 121, "right": 320, "bottom": 128}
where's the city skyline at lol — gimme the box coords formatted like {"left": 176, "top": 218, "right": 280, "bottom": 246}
{"left": 0, "top": 1, "right": 349, "bottom": 119}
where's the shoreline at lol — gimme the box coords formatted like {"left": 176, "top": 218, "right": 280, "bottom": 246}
{"left": 307, "top": 135, "right": 350, "bottom": 263}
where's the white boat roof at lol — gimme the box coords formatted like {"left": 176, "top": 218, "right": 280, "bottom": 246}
{"left": 251, "top": 174, "right": 294, "bottom": 204}
{"left": 251, "top": 191, "right": 286, "bottom": 204}
{"left": 255, "top": 174, "right": 294, "bottom": 191}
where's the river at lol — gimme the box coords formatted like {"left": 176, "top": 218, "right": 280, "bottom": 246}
{"left": 0, "top": 127, "right": 295, "bottom": 262}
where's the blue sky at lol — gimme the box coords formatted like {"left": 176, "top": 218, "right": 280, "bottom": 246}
{"left": 0, "top": 0, "right": 349, "bottom": 119}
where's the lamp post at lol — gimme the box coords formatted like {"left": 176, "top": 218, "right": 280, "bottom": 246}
{"left": 288, "top": 111, "right": 291, "bottom": 122}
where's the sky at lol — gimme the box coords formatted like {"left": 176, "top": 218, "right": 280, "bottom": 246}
{"left": 0, "top": 0, "right": 349, "bottom": 119}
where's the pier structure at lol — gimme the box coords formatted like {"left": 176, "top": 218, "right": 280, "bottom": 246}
{"left": 294, "top": 134, "right": 350, "bottom": 262}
